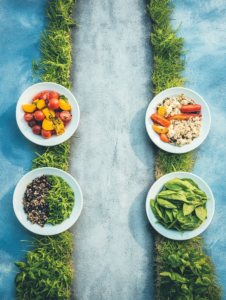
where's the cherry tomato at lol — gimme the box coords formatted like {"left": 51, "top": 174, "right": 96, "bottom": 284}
{"left": 49, "top": 91, "right": 59, "bottom": 99}
{"left": 28, "top": 120, "right": 36, "bottom": 127}
{"left": 48, "top": 98, "right": 60, "bottom": 110}
{"left": 32, "top": 125, "right": 41, "bottom": 135}
{"left": 55, "top": 112, "right": 61, "bottom": 118}
{"left": 33, "top": 92, "right": 43, "bottom": 100}
{"left": 34, "top": 111, "right": 45, "bottom": 121}
{"left": 60, "top": 111, "right": 71, "bottom": 122}
{"left": 41, "top": 92, "right": 50, "bottom": 102}
{"left": 41, "top": 129, "right": 52, "bottom": 139}
{"left": 24, "top": 113, "right": 34, "bottom": 122}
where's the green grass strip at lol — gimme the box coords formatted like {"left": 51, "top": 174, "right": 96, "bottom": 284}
{"left": 14, "top": 232, "right": 74, "bottom": 300}
{"left": 148, "top": 1, "right": 223, "bottom": 299}
{"left": 147, "top": 0, "right": 197, "bottom": 179}
{"left": 14, "top": 1, "right": 76, "bottom": 299}
{"left": 155, "top": 235, "right": 223, "bottom": 300}
{"left": 32, "top": 140, "right": 70, "bottom": 171}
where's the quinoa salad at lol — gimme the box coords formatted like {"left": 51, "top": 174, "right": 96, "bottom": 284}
{"left": 151, "top": 94, "right": 202, "bottom": 147}
{"left": 22, "top": 175, "right": 75, "bottom": 227}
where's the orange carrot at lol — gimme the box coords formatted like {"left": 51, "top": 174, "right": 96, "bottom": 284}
{"left": 151, "top": 113, "right": 171, "bottom": 127}
{"left": 160, "top": 133, "right": 170, "bottom": 143}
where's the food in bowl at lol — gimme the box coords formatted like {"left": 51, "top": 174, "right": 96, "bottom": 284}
{"left": 151, "top": 94, "right": 202, "bottom": 147}
{"left": 22, "top": 175, "right": 75, "bottom": 227}
{"left": 150, "top": 177, "right": 208, "bottom": 233}
{"left": 22, "top": 91, "right": 72, "bottom": 139}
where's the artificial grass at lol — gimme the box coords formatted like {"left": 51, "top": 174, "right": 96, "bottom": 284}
{"left": 147, "top": 0, "right": 197, "bottom": 179}
{"left": 155, "top": 149, "right": 197, "bottom": 179}
{"left": 33, "top": 0, "right": 77, "bottom": 90}
{"left": 14, "top": 1, "right": 76, "bottom": 299}
{"left": 32, "top": 140, "right": 70, "bottom": 171}
{"left": 148, "top": 1, "right": 223, "bottom": 299}
{"left": 155, "top": 235, "right": 223, "bottom": 300}
{"left": 14, "top": 233, "right": 74, "bottom": 300}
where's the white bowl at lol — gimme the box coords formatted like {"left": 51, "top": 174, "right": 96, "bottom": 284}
{"left": 13, "top": 167, "right": 83, "bottom": 235}
{"left": 16, "top": 82, "right": 80, "bottom": 146}
{"left": 145, "top": 87, "right": 211, "bottom": 153}
{"left": 146, "top": 172, "right": 215, "bottom": 240}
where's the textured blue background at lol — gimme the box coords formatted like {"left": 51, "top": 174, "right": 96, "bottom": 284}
{"left": 0, "top": 0, "right": 225, "bottom": 299}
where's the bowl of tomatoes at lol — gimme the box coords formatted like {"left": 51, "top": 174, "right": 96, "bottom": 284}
{"left": 16, "top": 82, "right": 80, "bottom": 146}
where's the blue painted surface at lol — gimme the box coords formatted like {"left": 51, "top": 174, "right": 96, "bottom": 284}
{"left": 0, "top": 0, "right": 226, "bottom": 299}
{"left": 172, "top": 1, "right": 226, "bottom": 297}
{"left": 0, "top": 0, "right": 46, "bottom": 299}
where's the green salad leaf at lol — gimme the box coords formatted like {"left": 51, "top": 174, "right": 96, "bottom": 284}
{"left": 150, "top": 178, "right": 208, "bottom": 232}
{"left": 45, "top": 175, "right": 75, "bottom": 225}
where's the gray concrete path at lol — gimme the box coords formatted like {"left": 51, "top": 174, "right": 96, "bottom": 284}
{"left": 69, "top": 0, "right": 156, "bottom": 299}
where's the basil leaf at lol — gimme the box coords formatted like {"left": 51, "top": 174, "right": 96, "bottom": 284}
{"left": 150, "top": 199, "right": 160, "bottom": 219}
{"left": 182, "top": 178, "right": 199, "bottom": 189}
{"left": 195, "top": 206, "right": 207, "bottom": 222}
{"left": 181, "top": 284, "right": 193, "bottom": 300}
{"left": 165, "top": 209, "right": 174, "bottom": 222}
{"left": 183, "top": 204, "right": 195, "bottom": 216}
{"left": 157, "top": 197, "right": 177, "bottom": 209}
{"left": 165, "top": 178, "right": 195, "bottom": 192}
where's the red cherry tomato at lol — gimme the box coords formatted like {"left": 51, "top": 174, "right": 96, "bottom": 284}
{"left": 41, "top": 92, "right": 50, "bottom": 102}
{"left": 48, "top": 98, "right": 60, "bottom": 110}
{"left": 32, "top": 125, "right": 41, "bottom": 135}
{"left": 55, "top": 112, "right": 61, "bottom": 118}
{"left": 34, "top": 111, "right": 45, "bottom": 121}
{"left": 41, "top": 129, "right": 52, "bottom": 139}
{"left": 33, "top": 92, "right": 43, "bottom": 100}
{"left": 60, "top": 111, "right": 71, "bottom": 122}
{"left": 28, "top": 120, "right": 36, "bottom": 127}
{"left": 49, "top": 91, "right": 59, "bottom": 99}
{"left": 24, "top": 113, "right": 34, "bottom": 122}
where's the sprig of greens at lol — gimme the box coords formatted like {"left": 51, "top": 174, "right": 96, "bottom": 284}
{"left": 46, "top": 175, "right": 75, "bottom": 225}
{"left": 32, "top": 140, "right": 70, "bottom": 171}
{"left": 14, "top": 232, "right": 74, "bottom": 300}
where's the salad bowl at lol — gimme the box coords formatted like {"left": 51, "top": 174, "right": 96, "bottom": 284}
{"left": 145, "top": 87, "right": 211, "bottom": 153}
{"left": 146, "top": 172, "right": 215, "bottom": 240}
{"left": 13, "top": 167, "right": 83, "bottom": 235}
{"left": 16, "top": 82, "right": 80, "bottom": 146}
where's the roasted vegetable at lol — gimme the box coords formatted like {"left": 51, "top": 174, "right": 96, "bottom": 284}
{"left": 152, "top": 125, "right": 169, "bottom": 134}
{"left": 167, "top": 113, "right": 202, "bottom": 121}
{"left": 151, "top": 113, "right": 171, "bottom": 127}
{"left": 160, "top": 133, "right": 170, "bottom": 143}
{"left": 181, "top": 104, "right": 201, "bottom": 112}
